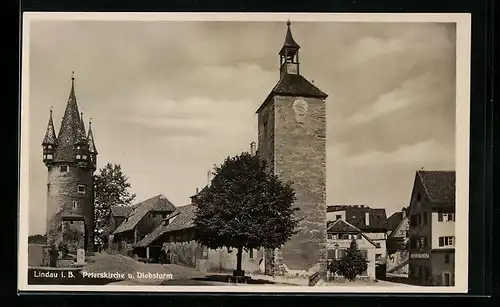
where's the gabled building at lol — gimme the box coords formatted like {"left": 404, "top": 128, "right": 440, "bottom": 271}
{"left": 407, "top": 170, "right": 456, "bottom": 286}
{"left": 109, "top": 205, "right": 134, "bottom": 233}
{"left": 326, "top": 219, "right": 381, "bottom": 279}
{"left": 387, "top": 208, "right": 409, "bottom": 254}
{"left": 111, "top": 194, "right": 176, "bottom": 251}
{"left": 327, "top": 205, "right": 388, "bottom": 266}
{"left": 386, "top": 208, "right": 410, "bottom": 276}
{"left": 132, "top": 204, "right": 197, "bottom": 261}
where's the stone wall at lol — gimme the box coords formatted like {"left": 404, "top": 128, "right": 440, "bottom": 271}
{"left": 46, "top": 163, "right": 94, "bottom": 251}
{"left": 163, "top": 241, "right": 263, "bottom": 273}
{"left": 272, "top": 95, "right": 327, "bottom": 273}
{"left": 28, "top": 244, "right": 45, "bottom": 267}
{"left": 257, "top": 98, "right": 276, "bottom": 172}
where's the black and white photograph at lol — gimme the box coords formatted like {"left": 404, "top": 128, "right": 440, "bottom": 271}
{"left": 19, "top": 12, "right": 471, "bottom": 293}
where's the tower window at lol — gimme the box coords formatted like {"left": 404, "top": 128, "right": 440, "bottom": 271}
{"left": 60, "top": 165, "right": 68, "bottom": 172}
{"left": 72, "top": 200, "right": 78, "bottom": 209}
{"left": 78, "top": 185, "right": 86, "bottom": 194}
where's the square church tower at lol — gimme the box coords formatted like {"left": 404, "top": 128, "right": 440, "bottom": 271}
{"left": 256, "top": 21, "right": 328, "bottom": 275}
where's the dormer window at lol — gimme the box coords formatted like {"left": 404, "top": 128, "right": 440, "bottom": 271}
{"left": 78, "top": 185, "right": 85, "bottom": 194}
{"left": 60, "top": 165, "right": 68, "bottom": 172}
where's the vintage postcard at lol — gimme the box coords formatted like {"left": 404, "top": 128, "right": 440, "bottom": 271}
{"left": 19, "top": 12, "right": 471, "bottom": 293}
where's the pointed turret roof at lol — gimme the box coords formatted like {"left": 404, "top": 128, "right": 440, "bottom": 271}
{"left": 53, "top": 72, "right": 85, "bottom": 162}
{"left": 87, "top": 119, "right": 97, "bottom": 154}
{"left": 42, "top": 109, "right": 57, "bottom": 146}
{"left": 78, "top": 112, "right": 87, "bottom": 142}
{"left": 279, "top": 20, "right": 300, "bottom": 55}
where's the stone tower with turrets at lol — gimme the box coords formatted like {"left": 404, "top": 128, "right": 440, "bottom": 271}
{"left": 42, "top": 72, "right": 98, "bottom": 254}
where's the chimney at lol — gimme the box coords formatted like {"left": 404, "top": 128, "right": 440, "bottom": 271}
{"left": 196, "top": 187, "right": 199, "bottom": 194}
{"left": 402, "top": 207, "right": 407, "bottom": 219}
{"left": 250, "top": 142, "right": 256, "bottom": 156}
{"left": 365, "top": 212, "right": 370, "bottom": 226}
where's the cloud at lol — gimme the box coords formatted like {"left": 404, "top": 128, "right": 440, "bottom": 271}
{"left": 343, "top": 139, "right": 455, "bottom": 168}
{"left": 346, "top": 72, "right": 437, "bottom": 124}
{"left": 27, "top": 20, "right": 457, "bottom": 235}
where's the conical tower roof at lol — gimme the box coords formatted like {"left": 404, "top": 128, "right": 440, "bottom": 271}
{"left": 53, "top": 72, "right": 85, "bottom": 162}
{"left": 42, "top": 109, "right": 57, "bottom": 146}
{"left": 87, "top": 119, "right": 97, "bottom": 154}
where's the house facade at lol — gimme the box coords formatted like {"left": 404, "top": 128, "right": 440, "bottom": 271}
{"left": 326, "top": 219, "right": 379, "bottom": 279}
{"left": 408, "top": 170, "right": 455, "bottom": 286}
{"left": 386, "top": 208, "right": 409, "bottom": 276}
{"left": 133, "top": 203, "right": 262, "bottom": 274}
{"left": 327, "top": 205, "right": 388, "bottom": 269}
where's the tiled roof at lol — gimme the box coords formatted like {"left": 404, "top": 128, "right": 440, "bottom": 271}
{"left": 417, "top": 170, "right": 456, "bottom": 203}
{"left": 112, "top": 194, "right": 176, "bottom": 235}
{"left": 53, "top": 78, "right": 87, "bottom": 163}
{"left": 328, "top": 219, "right": 360, "bottom": 233}
{"left": 273, "top": 74, "right": 328, "bottom": 99}
{"left": 110, "top": 205, "right": 133, "bottom": 217}
{"left": 42, "top": 110, "right": 57, "bottom": 146}
{"left": 256, "top": 74, "right": 328, "bottom": 114}
{"left": 327, "top": 219, "right": 380, "bottom": 248}
{"left": 387, "top": 212, "right": 403, "bottom": 232}
{"left": 328, "top": 205, "right": 388, "bottom": 232}
{"left": 133, "top": 204, "right": 196, "bottom": 248}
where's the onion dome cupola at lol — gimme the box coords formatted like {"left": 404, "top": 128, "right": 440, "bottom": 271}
{"left": 42, "top": 108, "right": 57, "bottom": 166}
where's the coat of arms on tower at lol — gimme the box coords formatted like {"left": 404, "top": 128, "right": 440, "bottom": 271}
{"left": 292, "top": 98, "right": 308, "bottom": 123}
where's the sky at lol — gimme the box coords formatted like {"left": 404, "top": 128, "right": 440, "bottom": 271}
{"left": 27, "top": 20, "right": 456, "bottom": 235}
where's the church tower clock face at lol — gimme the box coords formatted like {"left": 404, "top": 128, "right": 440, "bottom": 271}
{"left": 292, "top": 98, "right": 308, "bottom": 123}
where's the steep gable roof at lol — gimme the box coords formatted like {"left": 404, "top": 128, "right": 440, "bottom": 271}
{"left": 110, "top": 205, "right": 133, "bottom": 218}
{"left": 387, "top": 212, "right": 403, "bottom": 232}
{"left": 388, "top": 216, "right": 409, "bottom": 239}
{"left": 327, "top": 219, "right": 380, "bottom": 248}
{"left": 133, "top": 204, "right": 196, "bottom": 248}
{"left": 112, "top": 194, "right": 176, "bottom": 235}
{"left": 417, "top": 170, "right": 455, "bottom": 203}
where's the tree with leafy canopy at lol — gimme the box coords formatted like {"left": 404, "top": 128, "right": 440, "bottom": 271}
{"left": 193, "top": 152, "right": 298, "bottom": 276}
{"left": 333, "top": 239, "right": 368, "bottom": 281}
{"left": 94, "top": 163, "right": 136, "bottom": 244}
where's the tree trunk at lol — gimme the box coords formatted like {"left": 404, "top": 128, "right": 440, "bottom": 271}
{"left": 236, "top": 246, "right": 243, "bottom": 272}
